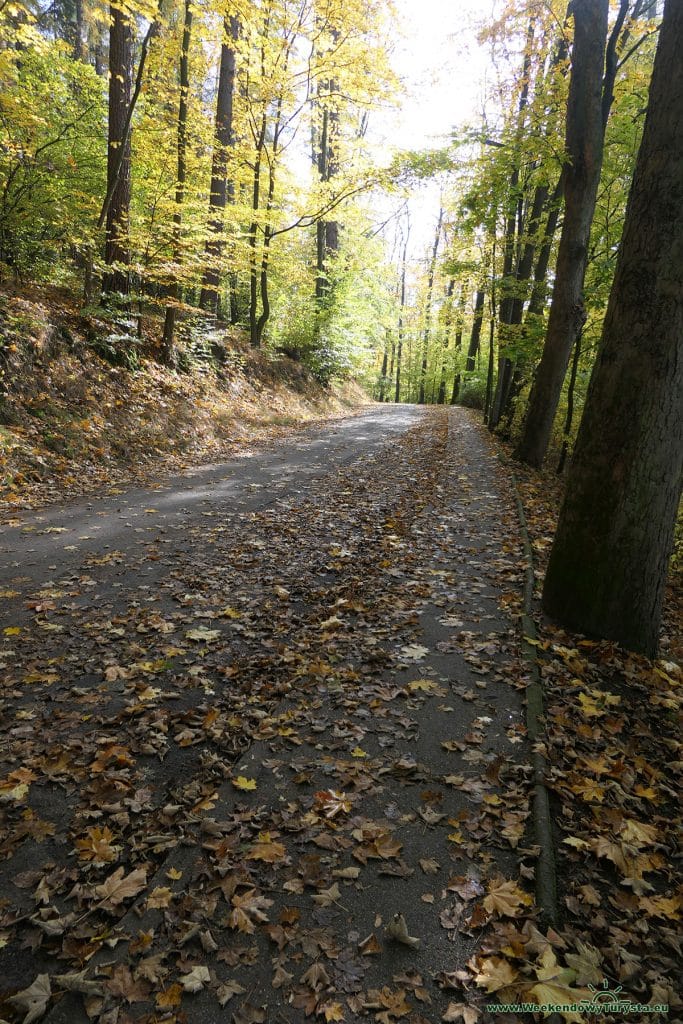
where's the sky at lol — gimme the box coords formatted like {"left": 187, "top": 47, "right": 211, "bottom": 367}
{"left": 369, "top": 0, "right": 497, "bottom": 259}
{"left": 389, "top": 0, "right": 492, "bottom": 150}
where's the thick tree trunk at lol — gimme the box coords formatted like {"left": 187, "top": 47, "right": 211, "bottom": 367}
{"left": 516, "top": 0, "right": 609, "bottom": 466}
{"left": 102, "top": 3, "right": 133, "bottom": 297}
{"left": 199, "top": 17, "right": 238, "bottom": 313}
{"left": 161, "top": 0, "right": 193, "bottom": 364}
{"left": 542, "top": 0, "right": 683, "bottom": 657}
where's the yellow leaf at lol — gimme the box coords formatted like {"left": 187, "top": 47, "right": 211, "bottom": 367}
{"left": 146, "top": 886, "right": 173, "bottom": 909}
{"left": 483, "top": 878, "right": 533, "bottom": 918}
{"left": 246, "top": 832, "right": 287, "bottom": 863}
{"left": 530, "top": 981, "right": 590, "bottom": 1022}
{"left": 232, "top": 775, "right": 257, "bottom": 791}
{"left": 321, "top": 1001, "right": 345, "bottom": 1022}
{"left": 350, "top": 746, "right": 368, "bottom": 758}
{"left": 473, "top": 956, "right": 517, "bottom": 992}
{"left": 218, "top": 606, "right": 241, "bottom": 619}
{"left": 3, "top": 626, "right": 21, "bottom": 635}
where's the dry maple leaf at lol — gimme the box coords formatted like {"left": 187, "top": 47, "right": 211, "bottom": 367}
{"left": 53, "top": 970, "right": 103, "bottom": 997}
{"left": 472, "top": 956, "right": 517, "bottom": 993}
{"left": 272, "top": 964, "right": 293, "bottom": 988}
{"left": 93, "top": 866, "right": 147, "bottom": 908}
{"left": 529, "top": 980, "right": 589, "bottom": 1022}
{"left": 483, "top": 877, "right": 532, "bottom": 918}
{"left": 233, "top": 1003, "right": 266, "bottom": 1024}
{"left": 442, "top": 1005, "right": 480, "bottom": 1024}
{"left": 216, "top": 979, "right": 246, "bottom": 1006}
{"left": 564, "top": 941, "right": 603, "bottom": 985}
{"left": 155, "top": 983, "right": 183, "bottom": 1009}
{"left": 232, "top": 775, "right": 257, "bottom": 791}
{"left": 181, "top": 965, "right": 210, "bottom": 992}
{"left": 246, "top": 832, "right": 287, "bottom": 863}
{"left": 376, "top": 986, "right": 412, "bottom": 1023}
{"left": 301, "top": 962, "right": 331, "bottom": 991}
{"left": 9, "top": 974, "right": 51, "bottom": 1023}
{"left": 75, "top": 825, "right": 119, "bottom": 865}
{"left": 313, "top": 789, "right": 353, "bottom": 818}
{"left": 312, "top": 882, "right": 341, "bottom": 908}
{"left": 228, "top": 888, "right": 273, "bottom": 933}
{"left": 146, "top": 886, "right": 173, "bottom": 909}
{"left": 320, "top": 1001, "right": 345, "bottom": 1022}
{"left": 185, "top": 626, "right": 221, "bottom": 642}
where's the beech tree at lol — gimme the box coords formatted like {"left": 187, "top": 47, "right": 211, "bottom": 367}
{"left": 542, "top": 0, "right": 682, "bottom": 657}
{"left": 102, "top": 1, "right": 133, "bottom": 297}
{"left": 199, "top": 14, "right": 239, "bottom": 316}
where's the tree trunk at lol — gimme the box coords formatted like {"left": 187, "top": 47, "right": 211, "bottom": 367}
{"left": 199, "top": 17, "right": 238, "bottom": 313}
{"left": 484, "top": 250, "right": 497, "bottom": 423}
{"left": 516, "top": 0, "right": 609, "bottom": 466}
{"left": 437, "top": 278, "right": 455, "bottom": 404}
{"left": 542, "top": 0, "right": 683, "bottom": 657}
{"left": 102, "top": 3, "right": 133, "bottom": 297}
{"left": 556, "top": 329, "right": 581, "bottom": 475}
{"left": 449, "top": 285, "right": 465, "bottom": 403}
{"left": 314, "top": 69, "right": 340, "bottom": 307}
{"left": 418, "top": 207, "right": 442, "bottom": 404}
{"left": 465, "top": 289, "right": 485, "bottom": 372}
{"left": 248, "top": 115, "right": 267, "bottom": 348}
{"left": 161, "top": 0, "right": 193, "bottom": 364}
{"left": 394, "top": 225, "right": 409, "bottom": 403}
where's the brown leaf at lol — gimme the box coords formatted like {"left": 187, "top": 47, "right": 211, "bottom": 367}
{"left": 443, "top": 1005, "right": 480, "bottom": 1024}
{"left": 9, "top": 974, "right": 51, "bottom": 1023}
{"left": 472, "top": 956, "right": 517, "bottom": 993}
{"left": 93, "top": 866, "right": 147, "bottom": 908}
{"left": 300, "top": 962, "right": 331, "bottom": 991}
{"left": 156, "top": 983, "right": 183, "bottom": 1009}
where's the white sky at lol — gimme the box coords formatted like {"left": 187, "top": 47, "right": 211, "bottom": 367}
{"left": 369, "top": 0, "right": 496, "bottom": 260}
{"left": 389, "top": 0, "right": 492, "bottom": 150}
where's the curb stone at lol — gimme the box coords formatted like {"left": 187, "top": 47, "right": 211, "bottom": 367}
{"left": 510, "top": 473, "right": 559, "bottom": 929}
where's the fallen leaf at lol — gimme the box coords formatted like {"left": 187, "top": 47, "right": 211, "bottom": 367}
{"left": 181, "top": 965, "right": 210, "bottom": 992}
{"left": 9, "top": 974, "right": 51, "bottom": 1023}
{"left": 94, "top": 866, "right": 147, "bottom": 908}
{"left": 233, "top": 775, "right": 257, "bottom": 791}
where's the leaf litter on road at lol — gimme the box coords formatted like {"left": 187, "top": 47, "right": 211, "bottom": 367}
{"left": 0, "top": 407, "right": 679, "bottom": 1022}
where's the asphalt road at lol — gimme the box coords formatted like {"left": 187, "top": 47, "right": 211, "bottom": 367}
{"left": 0, "top": 405, "right": 532, "bottom": 1024}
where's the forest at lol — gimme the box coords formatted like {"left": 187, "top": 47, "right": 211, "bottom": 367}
{"left": 0, "top": 0, "right": 681, "bottom": 1021}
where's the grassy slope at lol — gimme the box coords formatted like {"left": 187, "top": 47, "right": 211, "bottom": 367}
{"left": 0, "top": 287, "right": 371, "bottom": 511}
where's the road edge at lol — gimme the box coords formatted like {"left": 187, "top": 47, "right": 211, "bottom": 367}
{"left": 511, "top": 473, "right": 559, "bottom": 928}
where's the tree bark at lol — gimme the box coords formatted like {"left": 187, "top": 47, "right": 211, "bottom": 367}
{"left": 465, "top": 289, "right": 485, "bottom": 372}
{"left": 516, "top": 0, "right": 609, "bottom": 466}
{"left": 102, "top": 2, "right": 133, "bottom": 297}
{"left": 437, "top": 278, "right": 455, "bottom": 404}
{"left": 542, "top": 0, "right": 683, "bottom": 657}
{"left": 418, "top": 207, "right": 442, "bottom": 404}
{"left": 199, "top": 16, "right": 238, "bottom": 313}
{"left": 161, "top": 0, "right": 193, "bottom": 364}
{"left": 394, "top": 231, "right": 408, "bottom": 403}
